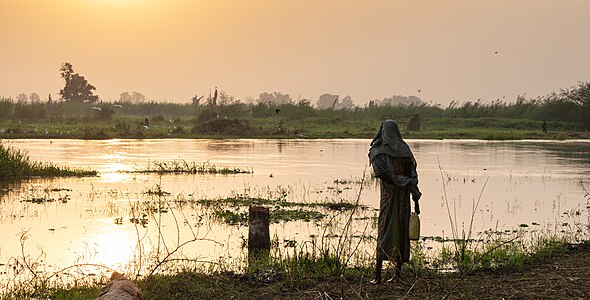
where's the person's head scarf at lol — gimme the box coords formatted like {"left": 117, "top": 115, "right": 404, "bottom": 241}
{"left": 369, "top": 120, "right": 414, "bottom": 161}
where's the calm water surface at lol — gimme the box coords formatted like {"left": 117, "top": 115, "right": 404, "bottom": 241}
{"left": 1, "top": 139, "right": 589, "bottom": 277}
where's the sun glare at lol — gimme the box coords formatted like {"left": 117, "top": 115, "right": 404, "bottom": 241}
{"left": 90, "top": 224, "right": 137, "bottom": 268}
{"left": 94, "top": 0, "right": 152, "bottom": 7}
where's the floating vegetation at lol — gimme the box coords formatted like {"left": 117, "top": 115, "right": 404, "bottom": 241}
{"left": 213, "top": 209, "right": 248, "bottom": 225}
{"left": 47, "top": 187, "right": 72, "bottom": 192}
{"left": 143, "top": 185, "right": 171, "bottom": 196}
{"left": 20, "top": 195, "right": 70, "bottom": 204}
{"left": 212, "top": 208, "right": 325, "bottom": 225}
{"left": 21, "top": 197, "right": 56, "bottom": 204}
{"left": 195, "top": 194, "right": 366, "bottom": 211}
{"left": 272, "top": 208, "right": 325, "bottom": 223}
{"left": 130, "top": 214, "right": 149, "bottom": 227}
{"left": 197, "top": 194, "right": 361, "bottom": 225}
{"left": 0, "top": 142, "right": 97, "bottom": 179}
{"left": 129, "top": 160, "right": 252, "bottom": 175}
{"left": 333, "top": 178, "right": 364, "bottom": 185}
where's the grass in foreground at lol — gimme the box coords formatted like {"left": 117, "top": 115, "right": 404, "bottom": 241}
{"left": 3, "top": 235, "right": 582, "bottom": 299}
{"left": 0, "top": 142, "right": 97, "bottom": 179}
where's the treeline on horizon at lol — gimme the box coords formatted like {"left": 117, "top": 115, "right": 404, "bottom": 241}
{"left": 1, "top": 81, "right": 589, "bottom": 130}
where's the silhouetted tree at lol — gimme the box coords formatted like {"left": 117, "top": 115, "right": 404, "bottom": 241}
{"left": 59, "top": 63, "right": 99, "bottom": 103}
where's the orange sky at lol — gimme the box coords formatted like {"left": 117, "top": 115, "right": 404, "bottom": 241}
{"left": 1, "top": 0, "right": 590, "bottom": 105}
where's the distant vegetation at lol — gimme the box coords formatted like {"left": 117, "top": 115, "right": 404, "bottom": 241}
{"left": 0, "top": 142, "right": 97, "bottom": 179}
{"left": 1, "top": 81, "right": 589, "bottom": 140}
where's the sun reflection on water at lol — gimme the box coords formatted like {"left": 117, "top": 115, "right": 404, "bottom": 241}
{"left": 89, "top": 223, "right": 137, "bottom": 269}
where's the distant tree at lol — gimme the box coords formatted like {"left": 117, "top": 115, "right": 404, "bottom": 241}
{"left": 296, "top": 97, "right": 311, "bottom": 107}
{"left": 59, "top": 62, "right": 99, "bottom": 103}
{"left": 257, "top": 92, "right": 292, "bottom": 105}
{"left": 119, "top": 91, "right": 147, "bottom": 104}
{"left": 559, "top": 81, "right": 590, "bottom": 129}
{"left": 339, "top": 95, "right": 354, "bottom": 109}
{"left": 381, "top": 95, "right": 423, "bottom": 106}
{"left": 29, "top": 93, "right": 41, "bottom": 103}
{"left": 16, "top": 93, "right": 28, "bottom": 103}
{"left": 317, "top": 93, "right": 339, "bottom": 109}
{"left": 217, "top": 90, "right": 237, "bottom": 106}
{"left": 191, "top": 94, "right": 204, "bottom": 106}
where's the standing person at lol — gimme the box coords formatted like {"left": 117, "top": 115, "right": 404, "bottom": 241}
{"left": 542, "top": 120, "right": 547, "bottom": 134}
{"left": 369, "top": 120, "right": 421, "bottom": 283}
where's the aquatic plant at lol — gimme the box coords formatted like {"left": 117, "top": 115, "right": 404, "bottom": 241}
{"left": 0, "top": 142, "right": 97, "bottom": 179}
{"left": 129, "top": 160, "right": 252, "bottom": 175}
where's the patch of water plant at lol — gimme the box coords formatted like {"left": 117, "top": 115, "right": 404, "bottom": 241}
{"left": 128, "top": 159, "right": 252, "bottom": 175}
{"left": 213, "top": 208, "right": 326, "bottom": 225}
{"left": 188, "top": 193, "right": 368, "bottom": 225}
{"left": 193, "top": 193, "right": 367, "bottom": 211}
{"left": 0, "top": 142, "right": 97, "bottom": 179}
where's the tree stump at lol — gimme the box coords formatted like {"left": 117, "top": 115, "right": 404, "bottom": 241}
{"left": 248, "top": 206, "right": 270, "bottom": 259}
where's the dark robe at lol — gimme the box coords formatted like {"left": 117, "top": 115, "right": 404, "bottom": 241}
{"left": 369, "top": 120, "right": 420, "bottom": 262}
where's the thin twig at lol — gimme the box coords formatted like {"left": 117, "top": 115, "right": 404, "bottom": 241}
{"left": 442, "top": 236, "right": 519, "bottom": 300}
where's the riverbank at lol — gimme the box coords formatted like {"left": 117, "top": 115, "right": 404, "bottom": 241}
{"left": 4, "top": 241, "right": 588, "bottom": 299}
{"left": 1, "top": 117, "right": 589, "bottom": 140}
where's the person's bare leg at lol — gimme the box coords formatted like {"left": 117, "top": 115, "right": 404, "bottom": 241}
{"left": 395, "top": 260, "right": 402, "bottom": 279}
{"left": 387, "top": 259, "right": 403, "bottom": 283}
{"left": 370, "top": 259, "right": 383, "bottom": 284}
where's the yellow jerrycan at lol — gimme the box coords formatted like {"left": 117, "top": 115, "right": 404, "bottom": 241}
{"left": 409, "top": 212, "right": 420, "bottom": 241}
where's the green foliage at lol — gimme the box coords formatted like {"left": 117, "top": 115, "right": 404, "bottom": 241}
{"left": 0, "top": 142, "right": 97, "bottom": 179}
{"left": 131, "top": 160, "right": 252, "bottom": 175}
{"left": 1, "top": 80, "right": 589, "bottom": 140}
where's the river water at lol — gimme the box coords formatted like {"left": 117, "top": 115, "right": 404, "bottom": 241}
{"left": 1, "top": 139, "right": 589, "bottom": 278}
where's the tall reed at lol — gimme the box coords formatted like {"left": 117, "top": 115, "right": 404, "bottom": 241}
{"left": 0, "top": 141, "right": 96, "bottom": 179}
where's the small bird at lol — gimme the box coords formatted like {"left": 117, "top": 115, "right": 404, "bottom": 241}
{"left": 417, "top": 89, "right": 421, "bottom": 93}
{"left": 92, "top": 107, "right": 102, "bottom": 111}
{"left": 494, "top": 50, "right": 498, "bottom": 54}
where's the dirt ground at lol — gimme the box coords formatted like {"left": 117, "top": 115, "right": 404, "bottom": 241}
{"left": 136, "top": 242, "right": 590, "bottom": 299}
{"left": 275, "top": 242, "right": 590, "bottom": 300}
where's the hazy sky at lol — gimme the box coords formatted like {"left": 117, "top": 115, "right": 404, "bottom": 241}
{"left": 1, "top": 0, "right": 590, "bottom": 106}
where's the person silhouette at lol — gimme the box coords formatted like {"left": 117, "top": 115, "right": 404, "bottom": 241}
{"left": 369, "top": 120, "right": 421, "bottom": 283}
